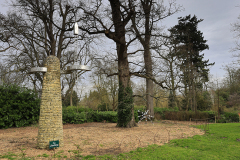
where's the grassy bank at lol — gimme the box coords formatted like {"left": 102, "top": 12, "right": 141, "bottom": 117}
{"left": 96, "top": 123, "right": 240, "bottom": 160}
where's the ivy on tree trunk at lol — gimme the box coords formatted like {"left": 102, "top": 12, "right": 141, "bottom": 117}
{"left": 117, "top": 83, "right": 137, "bottom": 128}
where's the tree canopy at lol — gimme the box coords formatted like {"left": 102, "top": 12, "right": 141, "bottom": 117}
{"left": 169, "top": 14, "right": 214, "bottom": 111}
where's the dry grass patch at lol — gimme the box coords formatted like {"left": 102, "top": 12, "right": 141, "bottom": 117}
{"left": 0, "top": 121, "right": 205, "bottom": 159}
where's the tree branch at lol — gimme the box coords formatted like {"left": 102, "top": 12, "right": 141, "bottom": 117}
{"left": 131, "top": 72, "right": 167, "bottom": 89}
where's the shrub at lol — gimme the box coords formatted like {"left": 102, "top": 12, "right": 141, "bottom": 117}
{"left": 62, "top": 110, "right": 139, "bottom": 124}
{"left": 154, "top": 107, "right": 178, "bottom": 120}
{"left": 203, "top": 111, "right": 217, "bottom": 122}
{"left": 196, "top": 91, "right": 213, "bottom": 111}
{"left": 63, "top": 106, "right": 93, "bottom": 114}
{"left": 63, "top": 111, "right": 117, "bottom": 124}
{"left": 0, "top": 84, "right": 40, "bottom": 129}
{"left": 134, "top": 110, "right": 139, "bottom": 123}
{"left": 62, "top": 109, "right": 87, "bottom": 124}
{"left": 62, "top": 106, "right": 94, "bottom": 124}
{"left": 218, "top": 112, "right": 239, "bottom": 123}
{"left": 96, "top": 111, "right": 117, "bottom": 123}
{"left": 153, "top": 108, "right": 216, "bottom": 122}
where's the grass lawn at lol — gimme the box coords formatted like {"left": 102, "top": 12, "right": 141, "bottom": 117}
{"left": 95, "top": 123, "right": 240, "bottom": 160}
{"left": 1, "top": 123, "right": 239, "bottom": 160}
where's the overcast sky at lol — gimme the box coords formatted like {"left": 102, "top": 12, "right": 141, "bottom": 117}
{"left": 0, "top": 0, "right": 239, "bottom": 81}
{"left": 162, "top": 0, "right": 240, "bottom": 81}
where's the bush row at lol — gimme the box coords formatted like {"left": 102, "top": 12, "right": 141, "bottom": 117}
{"left": 153, "top": 108, "right": 216, "bottom": 121}
{"left": 62, "top": 106, "right": 93, "bottom": 113}
{"left": 59, "top": 106, "right": 240, "bottom": 124}
{"left": 2, "top": 100, "right": 239, "bottom": 129}
{"left": 0, "top": 84, "right": 40, "bottom": 129}
{"left": 163, "top": 111, "right": 214, "bottom": 122}
{"left": 218, "top": 112, "right": 239, "bottom": 123}
{"left": 62, "top": 106, "right": 139, "bottom": 124}
{"left": 62, "top": 111, "right": 118, "bottom": 124}
{"left": 153, "top": 108, "right": 239, "bottom": 123}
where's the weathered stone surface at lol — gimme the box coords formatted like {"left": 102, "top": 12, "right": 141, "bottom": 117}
{"left": 37, "top": 56, "right": 63, "bottom": 149}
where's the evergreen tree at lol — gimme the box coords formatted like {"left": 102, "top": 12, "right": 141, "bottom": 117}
{"left": 62, "top": 90, "right": 79, "bottom": 107}
{"left": 169, "top": 15, "right": 214, "bottom": 111}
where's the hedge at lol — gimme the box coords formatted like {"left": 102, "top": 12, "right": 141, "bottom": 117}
{"left": 62, "top": 106, "right": 140, "bottom": 124}
{"left": 218, "top": 112, "right": 239, "bottom": 123}
{"left": 153, "top": 108, "right": 239, "bottom": 123}
{"left": 0, "top": 84, "right": 40, "bottom": 129}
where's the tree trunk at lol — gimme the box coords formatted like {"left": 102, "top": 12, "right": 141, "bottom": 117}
{"left": 70, "top": 87, "right": 73, "bottom": 106}
{"left": 188, "top": 58, "right": 193, "bottom": 111}
{"left": 170, "top": 57, "right": 177, "bottom": 109}
{"left": 144, "top": 45, "right": 154, "bottom": 117}
{"left": 143, "top": 1, "right": 154, "bottom": 117}
{"left": 193, "top": 81, "right": 196, "bottom": 112}
{"left": 190, "top": 86, "right": 193, "bottom": 111}
{"left": 183, "top": 63, "right": 189, "bottom": 111}
{"left": 185, "top": 85, "right": 189, "bottom": 111}
{"left": 190, "top": 62, "right": 195, "bottom": 111}
{"left": 109, "top": 0, "right": 136, "bottom": 128}
{"left": 117, "top": 42, "right": 136, "bottom": 127}
{"left": 146, "top": 78, "right": 154, "bottom": 116}
{"left": 193, "top": 70, "right": 197, "bottom": 112}
{"left": 144, "top": 34, "right": 154, "bottom": 117}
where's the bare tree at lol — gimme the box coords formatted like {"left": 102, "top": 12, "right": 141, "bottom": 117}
{"left": 78, "top": 0, "right": 137, "bottom": 127}
{"left": 0, "top": 62, "right": 26, "bottom": 86}
{"left": 0, "top": 0, "right": 92, "bottom": 98}
{"left": 130, "top": 0, "right": 182, "bottom": 116}
{"left": 153, "top": 36, "right": 181, "bottom": 109}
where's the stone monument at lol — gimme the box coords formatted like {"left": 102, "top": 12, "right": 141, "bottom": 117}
{"left": 37, "top": 55, "right": 63, "bottom": 149}
{"left": 27, "top": 21, "right": 90, "bottom": 149}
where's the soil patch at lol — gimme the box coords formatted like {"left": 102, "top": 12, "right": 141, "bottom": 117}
{"left": 0, "top": 121, "right": 205, "bottom": 159}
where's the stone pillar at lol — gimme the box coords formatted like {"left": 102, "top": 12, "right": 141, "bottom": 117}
{"left": 37, "top": 56, "right": 63, "bottom": 149}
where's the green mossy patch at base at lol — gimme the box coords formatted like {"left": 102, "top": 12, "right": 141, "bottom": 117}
{"left": 117, "top": 84, "right": 136, "bottom": 127}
